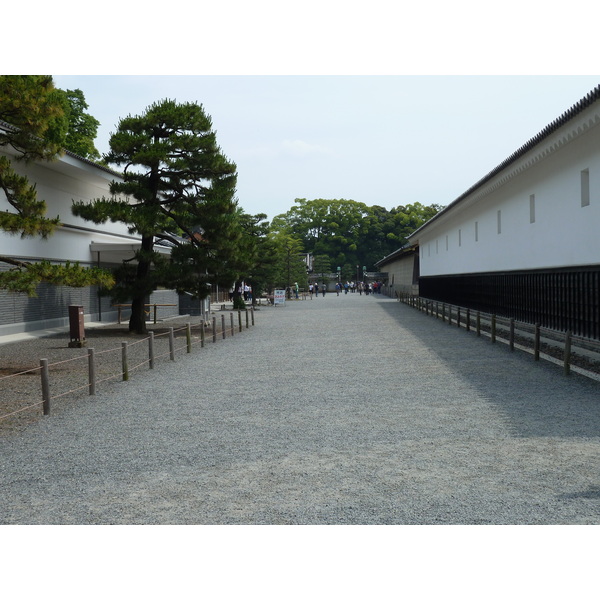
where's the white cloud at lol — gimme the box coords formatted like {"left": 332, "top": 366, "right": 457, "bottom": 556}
{"left": 237, "top": 139, "right": 334, "bottom": 160}
{"left": 280, "top": 139, "right": 333, "bottom": 157}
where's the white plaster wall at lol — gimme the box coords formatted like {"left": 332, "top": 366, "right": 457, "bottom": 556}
{"left": 415, "top": 110, "right": 600, "bottom": 277}
{"left": 0, "top": 151, "right": 138, "bottom": 263}
{"left": 381, "top": 253, "right": 418, "bottom": 294}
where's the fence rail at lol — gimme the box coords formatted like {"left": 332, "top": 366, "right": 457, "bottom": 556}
{"left": 1, "top": 309, "right": 256, "bottom": 427}
{"left": 112, "top": 303, "right": 178, "bottom": 325}
{"left": 396, "top": 291, "right": 600, "bottom": 380}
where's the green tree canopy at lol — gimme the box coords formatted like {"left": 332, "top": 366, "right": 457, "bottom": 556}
{"left": 267, "top": 232, "right": 307, "bottom": 292}
{"left": 272, "top": 198, "right": 443, "bottom": 276}
{"left": 0, "top": 75, "right": 113, "bottom": 295}
{"left": 72, "top": 98, "right": 239, "bottom": 333}
{"left": 230, "top": 210, "right": 276, "bottom": 303}
{"left": 60, "top": 88, "right": 101, "bottom": 160}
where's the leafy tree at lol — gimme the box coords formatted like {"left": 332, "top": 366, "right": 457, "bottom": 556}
{"left": 0, "top": 75, "right": 114, "bottom": 295}
{"left": 312, "top": 254, "right": 331, "bottom": 285}
{"left": 272, "top": 198, "right": 370, "bottom": 278}
{"left": 61, "top": 88, "right": 101, "bottom": 160}
{"left": 269, "top": 232, "right": 307, "bottom": 293}
{"left": 71, "top": 99, "right": 239, "bottom": 333}
{"left": 273, "top": 198, "right": 443, "bottom": 275}
{"left": 232, "top": 211, "right": 276, "bottom": 303}
{"left": 394, "top": 202, "right": 443, "bottom": 241}
{"left": 272, "top": 197, "right": 369, "bottom": 249}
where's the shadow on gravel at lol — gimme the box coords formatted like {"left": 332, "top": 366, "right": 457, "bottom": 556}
{"left": 558, "top": 485, "right": 600, "bottom": 500}
{"left": 377, "top": 300, "right": 600, "bottom": 440}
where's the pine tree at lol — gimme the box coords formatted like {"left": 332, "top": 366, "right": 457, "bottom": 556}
{"left": 0, "top": 75, "right": 114, "bottom": 295}
{"left": 72, "top": 99, "right": 239, "bottom": 333}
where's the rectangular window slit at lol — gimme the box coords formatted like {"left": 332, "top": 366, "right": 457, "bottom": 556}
{"left": 581, "top": 169, "right": 590, "bottom": 207}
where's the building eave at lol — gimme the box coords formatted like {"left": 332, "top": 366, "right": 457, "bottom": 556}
{"left": 407, "top": 83, "right": 600, "bottom": 242}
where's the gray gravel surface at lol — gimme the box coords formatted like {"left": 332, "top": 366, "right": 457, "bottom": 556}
{"left": 1, "top": 293, "right": 600, "bottom": 524}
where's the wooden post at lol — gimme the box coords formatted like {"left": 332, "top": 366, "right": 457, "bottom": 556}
{"left": 238, "top": 310, "right": 242, "bottom": 333}
{"left": 221, "top": 314, "right": 226, "bottom": 339}
{"left": 491, "top": 314, "right": 496, "bottom": 343}
{"left": 466, "top": 308, "right": 470, "bottom": 332}
{"left": 476, "top": 312, "right": 481, "bottom": 337}
{"left": 186, "top": 323, "right": 192, "bottom": 353}
{"left": 169, "top": 327, "right": 175, "bottom": 360}
{"left": 448, "top": 305, "right": 452, "bottom": 326}
{"left": 564, "top": 330, "right": 572, "bottom": 375}
{"left": 442, "top": 304, "right": 446, "bottom": 323}
{"left": 230, "top": 313, "right": 235, "bottom": 336}
{"left": 509, "top": 319, "right": 515, "bottom": 351}
{"left": 154, "top": 304, "right": 158, "bottom": 324}
{"left": 457, "top": 307, "right": 461, "bottom": 328}
{"left": 88, "top": 348, "right": 96, "bottom": 396}
{"left": 436, "top": 302, "right": 439, "bottom": 319}
{"left": 149, "top": 332, "right": 155, "bottom": 369}
{"left": 245, "top": 309, "right": 249, "bottom": 329}
{"left": 200, "top": 320, "right": 205, "bottom": 347}
{"left": 212, "top": 317, "right": 217, "bottom": 343}
{"left": 534, "top": 323, "right": 541, "bottom": 361}
{"left": 40, "top": 358, "right": 50, "bottom": 416}
{"left": 251, "top": 307, "right": 255, "bottom": 326}
{"left": 121, "top": 342, "right": 129, "bottom": 381}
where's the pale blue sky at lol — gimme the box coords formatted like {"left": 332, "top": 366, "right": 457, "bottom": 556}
{"left": 11, "top": 1, "right": 600, "bottom": 224}
{"left": 54, "top": 75, "right": 600, "bottom": 220}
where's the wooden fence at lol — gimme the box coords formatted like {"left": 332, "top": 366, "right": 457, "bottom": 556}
{"left": 0, "top": 309, "right": 255, "bottom": 425}
{"left": 396, "top": 292, "right": 600, "bottom": 380}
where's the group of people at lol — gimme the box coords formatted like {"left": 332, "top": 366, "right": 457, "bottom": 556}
{"left": 228, "top": 284, "right": 253, "bottom": 302}
{"left": 230, "top": 280, "right": 385, "bottom": 302}
{"left": 308, "top": 282, "right": 326, "bottom": 297}
{"left": 307, "top": 281, "right": 384, "bottom": 297}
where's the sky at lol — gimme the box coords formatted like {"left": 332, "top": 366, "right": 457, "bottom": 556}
{"left": 8, "top": 0, "right": 596, "bottom": 225}
{"left": 52, "top": 74, "right": 600, "bottom": 221}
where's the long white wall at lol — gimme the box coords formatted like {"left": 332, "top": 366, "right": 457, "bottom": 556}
{"left": 0, "top": 151, "right": 137, "bottom": 264}
{"left": 412, "top": 101, "right": 600, "bottom": 277}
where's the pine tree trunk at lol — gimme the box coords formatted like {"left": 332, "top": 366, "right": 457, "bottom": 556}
{"left": 128, "top": 235, "right": 153, "bottom": 334}
{"left": 129, "top": 296, "right": 147, "bottom": 334}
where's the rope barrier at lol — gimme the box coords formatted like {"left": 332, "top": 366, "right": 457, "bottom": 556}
{"left": 0, "top": 401, "right": 44, "bottom": 421}
{"left": 46, "top": 354, "right": 88, "bottom": 367}
{"left": 51, "top": 383, "right": 90, "bottom": 400}
{"left": 0, "top": 365, "right": 42, "bottom": 381}
{"left": 1, "top": 309, "right": 256, "bottom": 424}
{"left": 397, "top": 293, "right": 599, "bottom": 379}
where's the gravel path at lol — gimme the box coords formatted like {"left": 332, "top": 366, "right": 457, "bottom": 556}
{"left": 1, "top": 292, "right": 599, "bottom": 524}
